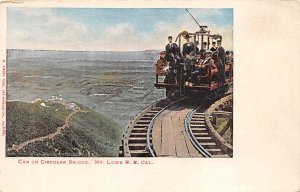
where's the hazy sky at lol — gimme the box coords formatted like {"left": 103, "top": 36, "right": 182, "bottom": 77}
{"left": 7, "top": 8, "right": 233, "bottom": 51}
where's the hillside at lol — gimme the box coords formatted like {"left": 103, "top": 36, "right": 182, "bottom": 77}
{"left": 6, "top": 99, "right": 123, "bottom": 157}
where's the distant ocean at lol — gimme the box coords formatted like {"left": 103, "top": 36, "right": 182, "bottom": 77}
{"left": 6, "top": 49, "right": 165, "bottom": 127}
{"left": 7, "top": 49, "right": 159, "bottom": 62}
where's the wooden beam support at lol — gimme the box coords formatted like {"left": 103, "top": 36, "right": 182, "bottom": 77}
{"left": 211, "top": 111, "right": 232, "bottom": 118}
{"left": 219, "top": 119, "right": 233, "bottom": 137}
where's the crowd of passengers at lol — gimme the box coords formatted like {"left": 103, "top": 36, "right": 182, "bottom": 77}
{"left": 156, "top": 35, "right": 234, "bottom": 86}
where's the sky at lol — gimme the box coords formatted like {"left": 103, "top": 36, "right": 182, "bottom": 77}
{"left": 7, "top": 8, "right": 233, "bottom": 51}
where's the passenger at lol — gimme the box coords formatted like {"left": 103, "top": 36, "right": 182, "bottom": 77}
{"left": 197, "top": 51, "right": 214, "bottom": 84}
{"left": 182, "top": 34, "right": 195, "bottom": 84}
{"left": 202, "top": 50, "right": 214, "bottom": 68}
{"left": 199, "top": 42, "right": 208, "bottom": 59}
{"left": 165, "top": 36, "right": 180, "bottom": 84}
{"left": 224, "top": 51, "right": 234, "bottom": 79}
{"left": 190, "top": 58, "right": 197, "bottom": 73}
{"left": 182, "top": 34, "right": 195, "bottom": 58}
{"left": 195, "top": 52, "right": 203, "bottom": 64}
{"left": 210, "top": 42, "right": 217, "bottom": 52}
{"left": 212, "top": 51, "right": 226, "bottom": 83}
{"left": 165, "top": 36, "right": 179, "bottom": 67}
{"left": 174, "top": 53, "right": 184, "bottom": 67}
{"left": 203, "top": 42, "right": 208, "bottom": 50}
{"left": 225, "top": 51, "right": 233, "bottom": 65}
{"left": 155, "top": 51, "right": 169, "bottom": 76}
{"left": 191, "top": 41, "right": 200, "bottom": 56}
{"left": 172, "top": 53, "right": 184, "bottom": 84}
{"left": 217, "top": 40, "right": 225, "bottom": 65}
{"left": 187, "top": 58, "right": 197, "bottom": 87}
{"left": 230, "top": 51, "right": 234, "bottom": 62}
{"left": 191, "top": 53, "right": 203, "bottom": 85}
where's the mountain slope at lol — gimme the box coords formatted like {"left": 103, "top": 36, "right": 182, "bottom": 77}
{"left": 6, "top": 100, "right": 123, "bottom": 157}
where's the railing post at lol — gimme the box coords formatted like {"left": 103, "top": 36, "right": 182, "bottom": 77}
{"left": 208, "top": 68, "right": 212, "bottom": 87}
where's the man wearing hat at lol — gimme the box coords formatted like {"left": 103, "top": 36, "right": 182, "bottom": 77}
{"left": 217, "top": 40, "right": 225, "bottom": 64}
{"left": 224, "top": 51, "right": 233, "bottom": 79}
{"left": 186, "top": 58, "right": 198, "bottom": 87}
{"left": 191, "top": 55, "right": 202, "bottom": 86}
{"left": 195, "top": 52, "right": 203, "bottom": 64}
{"left": 182, "top": 34, "right": 195, "bottom": 85}
{"left": 212, "top": 51, "right": 226, "bottom": 83}
{"left": 230, "top": 51, "right": 234, "bottom": 62}
{"left": 199, "top": 42, "right": 208, "bottom": 59}
{"left": 196, "top": 50, "right": 214, "bottom": 84}
{"left": 225, "top": 51, "right": 233, "bottom": 65}
{"left": 165, "top": 36, "right": 179, "bottom": 61}
{"left": 210, "top": 42, "right": 217, "bottom": 52}
{"left": 203, "top": 42, "right": 208, "bottom": 50}
{"left": 202, "top": 50, "right": 214, "bottom": 67}
{"left": 155, "top": 51, "right": 169, "bottom": 76}
{"left": 191, "top": 41, "right": 200, "bottom": 56}
{"left": 182, "top": 34, "right": 195, "bottom": 58}
{"left": 165, "top": 36, "right": 179, "bottom": 82}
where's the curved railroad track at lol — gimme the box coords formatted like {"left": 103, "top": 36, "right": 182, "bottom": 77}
{"left": 120, "top": 97, "right": 185, "bottom": 157}
{"left": 120, "top": 93, "right": 233, "bottom": 158}
{"left": 185, "top": 93, "right": 233, "bottom": 158}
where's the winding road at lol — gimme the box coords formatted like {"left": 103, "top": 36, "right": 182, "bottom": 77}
{"left": 7, "top": 106, "right": 86, "bottom": 152}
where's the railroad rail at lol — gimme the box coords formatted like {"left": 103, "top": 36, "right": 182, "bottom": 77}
{"left": 185, "top": 93, "right": 233, "bottom": 157}
{"left": 120, "top": 93, "right": 233, "bottom": 158}
{"left": 120, "top": 98, "right": 185, "bottom": 157}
